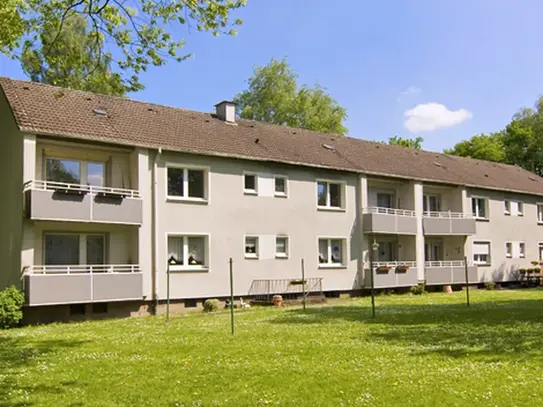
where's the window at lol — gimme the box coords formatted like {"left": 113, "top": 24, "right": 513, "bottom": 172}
{"left": 517, "top": 202, "right": 524, "bottom": 216}
{"left": 274, "top": 176, "right": 287, "bottom": 196}
{"left": 473, "top": 242, "right": 491, "bottom": 266}
{"left": 519, "top": 242, "right": 526, "bottom": 258}
{"left": 505, "top": 242, "right": 512, "bottom": 258}
{"left": 317, "top": 181, "right": 343, "bottom": 209}
{"left": 46, "top": 158, "right": 105, "bottom": 186}
{"left": 245, "top": 236, "right": 259, "bottom": 258}
{"left": 504, "top": 200, "right": 511, "bottom": 215}
{"left": 44, "top": 233, "right": 105, "bottom": 266}
{"left": 318, "top": 238, "right": 345, "bottom": 267}
{"left": 244, "top": 173, "right": 257, "bottom": 194}
{"left": 471, "top": 198, "right": 487, "bottom": 219}
{"left": 167, "top": 166, "right": 207, "bottom": 201}
{"left": 276, "top": 236, "right": 289, "bottom": 258}
{"left": 423, "top": 195, "right": 441, "bottom": 212}
{"left": 377, "top": 193, "right": 393, "bottom": 209}
{"left": 538, "top": 204, "right": 543, "bottom": 223}
{"left": 168, "top": 235, "right": 207, "bottom": 270}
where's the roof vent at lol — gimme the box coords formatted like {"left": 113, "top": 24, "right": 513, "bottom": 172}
{"left": 255, "top": 138, "right": 260, "bottom": 144}
{"left": 322, "top": 144, "right": 335, "bottom": 151}
{"left": 215, "top": 101, "right": 236, "bottom": 123}
{"left": 433, "top": 162, "right": 442, "bottom": 167}
{"left": 92, "top": 108, "right": 107, "bottom": 116}
{"left": 529, "top": 176, "right": 538, "bottom": 182}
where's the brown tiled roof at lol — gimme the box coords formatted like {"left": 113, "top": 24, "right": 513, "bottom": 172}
{"left": 2, "top": 77, "right": 543, "bottom": 196}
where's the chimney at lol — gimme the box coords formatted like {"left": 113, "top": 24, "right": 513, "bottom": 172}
{"left": 215, "top": 101, "right": 236, "bottom": 123}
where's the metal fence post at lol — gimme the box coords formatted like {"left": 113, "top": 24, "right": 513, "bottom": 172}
{"left": 229, "top": 258, "right": 235, "bottom": 335}
{"left": 464, "top": 256, "right": 470, "bottom": 307}
{"left": 301, "top": 258, "right": 306, "bottom": 311}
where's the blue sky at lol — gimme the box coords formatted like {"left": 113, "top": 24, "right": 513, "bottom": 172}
{"left": 2, "top": 0, "right": 543, "bottom": 152}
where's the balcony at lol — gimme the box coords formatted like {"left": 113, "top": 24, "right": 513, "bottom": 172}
{"left": 24, "top": 180, "right": 142, "bottom": 225}
{"left": 423, "top": 211, "right": 475, "bottom": 235}
{"left": 363, "top": 261, "right": 418, "bottom": 288}
{"left": 362, "top": 207, "right": 417, "bottom": 235}
{"left": 425, "top": 261, "right": 478, "bottom": 285}
{"left": 23, "top": 265, "right": 143, "bottom": 306}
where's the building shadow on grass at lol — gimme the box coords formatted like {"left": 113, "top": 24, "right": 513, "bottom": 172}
{"left": 0, "top": 336, "right": 88, "bottom": 407}
{"left": 271, "top": 298, "right": 543, "bottom": 362}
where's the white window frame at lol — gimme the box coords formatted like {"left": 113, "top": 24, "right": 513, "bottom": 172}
{"left": 505, "top": 242, "right": 512, "bottom": 258}
{"left": 275, "top": 235, "right": 289, "bottom": 258}
{"left": 43, "top": 232, "right": 107, "bottom": 265}
{"left": 504, "top": 200, "right": 511, "bottom": 215}
{"left": 166, "top": 233, "right": 209, "bottom": 272}
{"left": 45, "top": 156, "right": 107, "bottom": 186}
{"left": 317, "top": 237, "right": 347, "bottom": 268}
{"left": 317, "top": 179, "right": 346, "bottom": 211}
{"left": 166, "top": 164, "right": 209, "bottom": 203}
{"left": 519, "top": 242, "right": 526, "bottom": 258}
{"left": 473, "top": 241, "right": 491, "bottom": 266}
{"left": 274, "top": 175, "right": 288, "bottom": 198}
{"left": 471, "top": 197, "right": 488, "bottom": 220}
{"left": 243, "top": 172, "right": 258, "bottom": 195}
{"left": 517, "top": 201, "right": 524, "bottom": 217}
{"left": 244, "top": 236, "right": 259, "bottom": 259}
{"left": 537, "top": 203, "right": 543, "bottom": 224}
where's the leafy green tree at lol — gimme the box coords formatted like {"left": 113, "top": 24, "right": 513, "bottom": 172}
{"left": 21, "top": 14, "right": 138, "bottom": 95}
{"left": 1, "top": 0, "right": 246, "bottom": 90}
{"left": 444, "top": 133, "right": 505, "bottom": 163}
{"left": 389, "top": 136, "right": 424, "bottom": 149}
{"left": 234, "top": 58, "right": 348, "bottom": 135}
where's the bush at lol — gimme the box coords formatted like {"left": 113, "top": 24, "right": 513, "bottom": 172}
{"left": 0, "top": 286, "right": 25, "bottom": 329}
{"left": 484, "top": 281, "right": 496, "bottom": 290}
{"left": 519, "top": 268, "right": 527, "bottom": 274}
{"left": 535, "top": 268, "right": 541, "bottom": 274}
{"left": 203, "top": 298, "right": 220, "bottom": 313}
{"left": 410, "top": 283, "right": 426, "bottom": 296}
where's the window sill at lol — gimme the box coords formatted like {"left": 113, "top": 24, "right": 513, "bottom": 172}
{"left": 518, "top": 214, "right": 524, "bottom": 217}
{"left": 318, "top": 264, "right": 347, "bottom": 269}
{"left": 245, "top": 254, "right": 259, "bottom": 260}
{"left": 474, "top": 263, "right": 491, "bottom": 267}
{"left": 504, "top": 212, "right": 510, "bottom": 216}
{"left": 474, "top": 217, "right": 490, "bottom": 222}
{"left": 275, "top": 254, "right": 289, "bottom": 259}
{"left": 274, "top": 192, "right": 288, "bottom": 198}
{"left": 169, "top": 265, "right": 209, "bottom": 272}
{"left": 244, "top": 190, "right": 258, "bottom": 196}
{"left": 538, "top": 221, "right": 543, "bottom": 225}
{"left": 317, "top": 206, "right": 346, "bottom": 213}
{"left": 166, "top": 196, "right": 208, "bottom": 204}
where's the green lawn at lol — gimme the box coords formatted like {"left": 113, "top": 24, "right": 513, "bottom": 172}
{"left": 2, "top": 289, "right": 543, "bottom": 407}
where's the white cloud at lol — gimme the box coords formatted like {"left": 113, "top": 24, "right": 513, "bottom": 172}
{"left": 403, "top": 103, "right": 472, "bottom": 133}
{"left": 397, "top": 86, "right": 422, "bottom": 102}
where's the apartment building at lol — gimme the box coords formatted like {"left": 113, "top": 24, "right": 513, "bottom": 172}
{"left": 0, "top": 78, "right": 542, "bottom": 322}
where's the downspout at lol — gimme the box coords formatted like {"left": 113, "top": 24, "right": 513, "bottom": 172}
{"left": 152, "top": 147, "right": 162, "bottom": 314}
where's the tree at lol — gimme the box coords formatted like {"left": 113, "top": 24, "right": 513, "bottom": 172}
{"left": 389, "top": 136, "right": 423, "bottom": 149}
{"left": 444, "top": 133, "right": 505, "bottom": 163}
{"left": 1, "top": 1, "right": 246, "bottom": 90}
{"left": 234, "top": 58, "right": 348, "bottom": 135}
{"left": 21, "top": 14, "right": 138, "bottom": 96}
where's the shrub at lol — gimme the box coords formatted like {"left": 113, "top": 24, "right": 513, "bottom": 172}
{"left": 535, "top": 268, "right": 541, "bottom": 274}
{"left": 203, "top": 298, "right": 220, "bottom": 313}
{"left": 531, "top": 260, "right": 540, "bottom": 267}
{"left": 0, "top": 286, "right": 25, "bottom": 329}
{"left": 484, "top": 281, "right": 496, "bottom": 290}
{"left": 519, "top": 268, "right": 527, "bottom": 274}
{"left": 410, "top": 283, "right": 426, "bottom": 296}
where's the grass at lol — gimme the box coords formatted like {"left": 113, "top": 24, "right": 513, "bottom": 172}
{"left": 2, "top": 289, "right": 543, "bottom": 406}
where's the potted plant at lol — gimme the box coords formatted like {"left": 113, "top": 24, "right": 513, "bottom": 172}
{"left": 289, "top": 279, "right": 306, "bottom": 286}
{"left": 396, "top": 265, "right": 410, "bottom": 273}
{"left": 519, "top": 268, "right": 527, "bottom": 274}
{"left": 376, "top": 265, "right": 392, "bottom": 274}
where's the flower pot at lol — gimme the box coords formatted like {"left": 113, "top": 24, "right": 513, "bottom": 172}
{"left": 272, "top": 295, "right": 283, "bottom": 307}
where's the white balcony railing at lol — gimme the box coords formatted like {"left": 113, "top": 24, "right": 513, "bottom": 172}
{"left": 366, "top": 261, "right": 418, "bottom": 268}
{"left": 425, "top": 261, "right": 466, "bottom": 267}
{"left": 423, "top": 211, "right": 472, "bottom": 219}
{"left": 23, "top": 180, "right": 141, "bottom": 199}
{"left": 363, "top": 207, "right": 416, "bottom": 217}
{"left": 25, "top": 264, "right": 141, "bottom": 275}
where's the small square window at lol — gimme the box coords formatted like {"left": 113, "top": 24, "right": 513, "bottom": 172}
{"left": 519, "top": 242, "right": 526, "bottom": 258}
{"left": 317, "top": 181, "right": 343, "bottom": 209}
{"left": 318, "top": 238, "right": 345, "bottom": 267}
{"left": 472, "top": 198, "right": 487, "bottom": 219}
{"left": 167, "top": 235, "right": 208, "bottom": 270}
{"left": 245, "top": 236, "right": 259, "bottom": 258}
{"left": 244, "top": 174, "right": 257, "bottom": 194}
{"left": 505, "top": 242, "right": 512, "bottom": 258}
{"left": 167, "top": 167, "right": 207, "bottom": 201}
{"left": 538, "top": 204, "right": 543, "bottom": 223}
{"left": 275, "top": 176, "right": 287, "bottom": 196}
{"left": 504, "top": 200, "right": 511, "bottom": 215}
{"left": 473, "top": 242, "right": 491, "bottom": 266}
{"left": 517, "top": 202, "right": 524, "bottom": 216}
{"left": 276, "top": 236, "right": 288, "bottom": 258}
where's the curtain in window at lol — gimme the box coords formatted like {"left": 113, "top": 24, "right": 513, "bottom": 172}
{"left": 188, "top": 237, "right": 205, "bottom": 265}
{"left": 318, "top": 239, "right": 328, "bottom": 263}
{"left": 168, "top": 237, "right": 184, "bottom": 264}
{"left": 330, "top": 239, "right": 343, "bottom": 263}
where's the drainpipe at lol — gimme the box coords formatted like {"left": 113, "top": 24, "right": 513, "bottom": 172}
{"left": 152, "top": 147, "right": 162, "bottom": 314}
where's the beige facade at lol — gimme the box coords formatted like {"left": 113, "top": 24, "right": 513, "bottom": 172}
{"left": 1, "top": 90, "right": 543, "bottom": 321}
